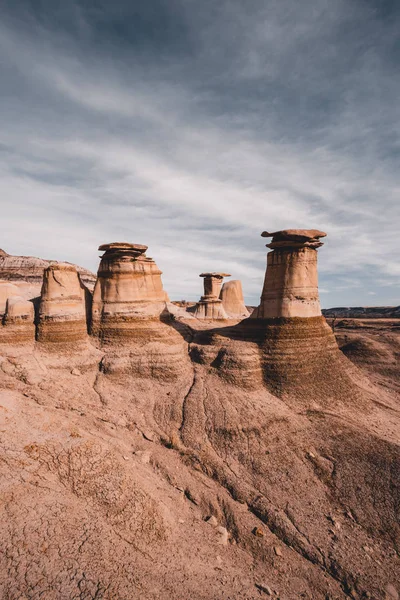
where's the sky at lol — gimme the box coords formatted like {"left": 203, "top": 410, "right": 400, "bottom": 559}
{"left": 0, "top": 0, "right": 399, "bottom": 307}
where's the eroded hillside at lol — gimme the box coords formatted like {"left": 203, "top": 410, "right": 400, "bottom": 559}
{"left": 0, "top": 233, "right": 399, "bottom": 600}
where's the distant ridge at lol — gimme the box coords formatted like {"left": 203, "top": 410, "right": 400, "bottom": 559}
{"left": 323, "top": 306, "right": 400, "bottom": 318}
{"left": 0, "top": 249, "right": 96, "bottom": 298}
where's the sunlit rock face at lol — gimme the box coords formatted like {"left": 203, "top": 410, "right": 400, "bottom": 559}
{"left": 91, "top": 243, "right": 170, "bottom": 341}
{"left": 37, "top": 264, "right": 90, "bottom": 343}
{"left": 220, "top": 280, "right": 249, "bottom": 319}
{"left": 91, "top": 243, "right": 189, "bottom": 380}
{"left": 251, "top": 229, "right": 326, "bottom": 319}
{"left": 193, "top": 272, "right": 230, "bottom": 320}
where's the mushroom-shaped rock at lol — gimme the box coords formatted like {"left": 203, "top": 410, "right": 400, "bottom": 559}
{"left": 251, "top": 229, "right": 326, "bottom": 319}
{"left": 91, "top": 242, "right": 170, "bottom": 340}
{"left": 220, "top": 280, "right": 250, "bottom": 319}
{"left": 227, "top": 228, "right": 360, "bottom": 399}
{"left": 37, "top": 264, "right": 89, "bottom": 343}
{"left": 194, "top": 273, "right": 231, "bottom": 320}
{"left": 199, "top": 273, "right": 231, "bottom": 299}
{"left": 261, "top": 229, "right": 326, "bottom": 250}
{"left": 90, "top": 243, "right": 188, "bottom": 379}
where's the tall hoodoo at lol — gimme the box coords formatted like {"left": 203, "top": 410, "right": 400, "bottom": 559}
{"left": 220, "top": 280, "right": 250, "bottom": 319}
{"left": 91, "top": 243, "right": 169, "bottom": 340}
{"left": 194, "top": 272, "right": 231, "bottom": 320}
{"left": 220, "top": 227, "right": 358, "bottom": 400}
{"left": 37, "top": 264, "right": 89, "bottom": 343}
{"left": 251, "top": 229, "right": 326, "bottom": 319}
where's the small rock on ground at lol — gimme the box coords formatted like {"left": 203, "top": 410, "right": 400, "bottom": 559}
{"left": 385, "top": 584, "right": 399, "bottom": 600}
{"left": 255, "top": 583, "right": 272, "bottom": 595}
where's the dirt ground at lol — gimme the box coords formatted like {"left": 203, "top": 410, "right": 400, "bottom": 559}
{"left": 0, "top": 316, "right": 399, "bottom": 600}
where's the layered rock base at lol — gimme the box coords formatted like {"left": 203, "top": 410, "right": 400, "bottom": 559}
{"left": 37, "top": 264, "right": 89, "bottom": 344}
{"left": 0, "top": 296, "right": 35, "bottom": 343}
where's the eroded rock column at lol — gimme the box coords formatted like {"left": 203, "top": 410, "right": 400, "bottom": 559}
{"left": 0, "top": 282, "right": 35, "bottom": 343}
{"left": 251, "top": 229, "right": 326, "bottom": 319}
{"left": 91, "top": 243, "right": 169, "bottom": 340}
{"left": 0, "top": 281, "right": 19, "bottom": 317}
{"left": 1, "top": 297, "right": 35, "bottom": 343}
{"left": 236, "top": 228, "right": 354, "bottom": 399}
{"left": 220, "top": 280, "right": 249, "bottom": 319}
{"left": 194, "top": 273, "right": 230, "bottom": 320}
{"left": 37, "top": 264, "right": 89, "bottom": 343}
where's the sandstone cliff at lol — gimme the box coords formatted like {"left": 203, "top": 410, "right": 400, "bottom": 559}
{"left": 0, "top": 249, "right": 96, "bottom": 299}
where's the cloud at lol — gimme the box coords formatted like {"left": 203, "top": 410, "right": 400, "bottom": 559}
{"left": 0, "top": 0, "right": 399, "bottom": 305}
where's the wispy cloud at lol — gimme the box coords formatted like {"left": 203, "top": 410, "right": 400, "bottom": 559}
{"left": 0, "top": 0, "right": 399, "bottom": 305}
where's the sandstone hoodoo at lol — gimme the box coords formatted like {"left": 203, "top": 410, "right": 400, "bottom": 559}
{"left": 251, "top": 229, "right": 326, "bottom": 319}
{"left": 199, "top": 229, "right": 359, "bottom": 401}
{"left": 91, "top": 242, "right": 170, "bottom": 341}
{"left": 220, "top": 279, "right": 250, "bottom": 319}
{"left": 243, "top": 229, "right": 361, "bottom": 399}
{"left": 194, "top": 272, "right": 231, "bottom": 320}
{"left": 37, "top": 264, "right": 90, "bottom": 343}
{"left": 90, "top": 242, "right": 189, "bottom": 380}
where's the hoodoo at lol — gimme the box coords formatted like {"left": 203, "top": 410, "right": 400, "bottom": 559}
{"left": 90, "top": 242, "right": 189, "bottom": 380}
{"left": 194, "top": 272, "right": 231, "bottom": 320}
{"left": 37, "top": 264, "right": 89, "bottom": 343}
{"left": 251, "top": 229, "right": 326, "bottom": 319}
{"left": 218, "top": 229, "right": 360, "bottom": 400}
{"left": 91, "top": 242, "right": 170, "bottom": 341}
{"left": 220, "top": 279, "right": 249, "bottom": 319}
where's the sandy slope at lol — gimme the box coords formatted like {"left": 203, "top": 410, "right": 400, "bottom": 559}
{"left": 0, "top": 318, "right": 399, "bottom": 600}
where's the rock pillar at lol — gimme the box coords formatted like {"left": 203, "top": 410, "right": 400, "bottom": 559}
{"left": 220, "top": 280, "right": 250, "bottom": 319}
{"left": 251, "top": 229, "right": 326, "bottom": 319}
{"left": 0, "top": 281, "right": 19, "bottom": 318}
{"left": 194, "top": 273, "right": 230, "bottom": 320}
{"left": 37, "top": 264, "right": 89, "bottom": 343}
{"left": 0, "top": 282, "right": 35, "bottom": 343}
{"left": 0, "top": 297, "right": 35, "bottom": 343}
{"left": 91, "top": 243, "right": 169, "bottom": 340}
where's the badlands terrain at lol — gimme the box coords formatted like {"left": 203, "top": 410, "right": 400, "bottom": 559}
{"left": 0, "top": 231, "right": 399, "bottom": 600}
